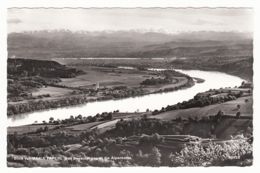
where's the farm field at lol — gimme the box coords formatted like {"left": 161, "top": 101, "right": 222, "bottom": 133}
{"left": 90, "top": 119, "right": 120, "bottom": 133}
{"left": 154, "top": 96, "right": 253, "bottom": 120}
{"left": 64, "top": 121, "right": 107, "bottom": 131}
{"left": 32, "top": 86, "right": 72, "bottom": 97}
{"left": 112, "top": 112, "right": 146, "bottom": 119}
{"left": 58, "top": 67, "right": 149, "bottom": 88}
{"left": 181, "top": 117, "right": 252, "bottom": 139}
{"left": 7, "top": 124, "right": 60, "bottom": 134}
{"left": 58, "top": 65, "right": 191, "bottom": 92}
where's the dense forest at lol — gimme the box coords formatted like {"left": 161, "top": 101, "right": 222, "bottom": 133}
{"left": 7, "top": 58, "right": 85, "bottom": 102}
{"left": 8, "top": 58, "right": 85, "bottom": 78}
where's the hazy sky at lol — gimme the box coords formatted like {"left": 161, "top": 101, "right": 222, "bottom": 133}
{"left": 7, "top": 8, "right": 254, "bottom": 33}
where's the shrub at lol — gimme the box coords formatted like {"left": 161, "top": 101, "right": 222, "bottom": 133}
{"left": 106, "top": 113, "right": 113, "bottom": 120}
{"left": 147, "top": 147, "right": 162, "bottom": 166}
{"left": 236, "top": 112, "right": 241, "bottom": 118}
{"left": 216, "top": 110, "right": 224, "bottom": 121}
{"left": 139, "top": 133, "right": 164, "bottom": 145}
{"left": 200, "top": 116, "right": 210, "bottom": 122}
{"left": 116, "top": 137, "right": 123, "bottom": 144}
{"left": 16, "top": 148, "right": 30, "bottom": 155}
{"left": 169, "top": 138, "right": 252, "bottom": 166}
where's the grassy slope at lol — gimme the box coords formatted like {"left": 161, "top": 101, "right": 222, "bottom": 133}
{"left": 154, "top": 96, "right": 253, "bottom": 120}
{"left": 64, "top": 121, "right": 107, "bottom": 131}
{"left": 181, "top": 117, "right": 252, "bottom": 139}
{"left": 7, "top": 112, "right": 145, "bottom": 135}
{"left": 7, "top": 124, "right": 60, "bottom": 134}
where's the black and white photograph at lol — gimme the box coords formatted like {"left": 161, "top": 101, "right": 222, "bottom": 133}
{"left": 4, "top": 3, "right": 256, "bottom": 168}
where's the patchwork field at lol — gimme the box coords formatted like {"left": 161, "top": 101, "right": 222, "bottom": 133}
{"left": 7, "top": 112, "right": 146, "bottom": 135}
{"left": 58, "top": 67, "right": 149, "bottom": 88}
{"left": 58, "top": 65, "right": 191, "bottom": 93}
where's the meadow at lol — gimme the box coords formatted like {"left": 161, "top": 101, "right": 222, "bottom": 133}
{"left": 154, "top": 95, "right": 253, "bottom": 120}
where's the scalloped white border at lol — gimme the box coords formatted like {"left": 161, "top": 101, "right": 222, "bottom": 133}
{"left": 0, "top": 0, "right": 258, "bottom": 172}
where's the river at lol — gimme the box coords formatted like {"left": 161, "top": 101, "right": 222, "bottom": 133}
{"left": 7, "top": 69, "right": 244, "bottom": 127}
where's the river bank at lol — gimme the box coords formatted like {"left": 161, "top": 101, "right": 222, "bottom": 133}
{"left": 8, "top": 88, "right": 253, "bottom": 137}
{"left": 62, "top": 57, "right": 252, "bottom": 82}
{"left": 7, "top": 68, "right": 244, "bottom": 127}
{"left": 7, "top": 67, "right": 195, "bottom": 116}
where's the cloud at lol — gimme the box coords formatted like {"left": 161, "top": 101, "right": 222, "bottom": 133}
{"left": 7, "top": 18, "right": 22, "bottom": 24}
{"left": 192, "top": 19, "right": 225, "bottom": 25}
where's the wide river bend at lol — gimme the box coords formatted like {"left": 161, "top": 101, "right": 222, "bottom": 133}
{"left": 7, "top": 68, "right": 243, "bottom": 127}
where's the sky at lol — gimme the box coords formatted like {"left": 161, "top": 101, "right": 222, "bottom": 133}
{"left": 7, "top": 8, "right": 254, "bottom": 33}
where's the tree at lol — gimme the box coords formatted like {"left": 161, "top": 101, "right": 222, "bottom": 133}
{"left": 91, "top": 116, "right": 98, "bottom": 122}
{"left": 119, "top": 149, "right": 133, "bottom": 157}
{"left": 237, "top": 104, "right": 241, "bottom": 109}
{"left": 169, "top": 140, "right": 252, "bottom": 166}
{"left": 205, "top": 99, "right": 211, "bottom": 106}
{"left": 78, "top": 114, "right": 83, "bottom": 120}
{"left": 148, "top": 147, "right": 161, "bottom": 166}
{"left": 21, "top": 70, "right": 28, "bottom": 77}
{"left": 161, "top": 107, "right": 165, "bottom": 112}
{"left": 116, "top": 137, "right": 123, "bottom": 144}
{"left": 211, "top": 125, "right": 215, "bottom": 131}
{"left": 16, "top": 148, "right": 29, "bottom": 155}
{"left": 194, "top": 99, "right": 204, "bottom": 107}
{"left": 87, "top": 116, "right": 92, "bottom": 122}
{"left": 236, "top": 112, "right": 241, "bottom": 118}
{"left": 49, "top": 117, "right": 54, "bottom": 122}
{"left": 107, "top": 113, "right": 113, "bottom": 120}
{"left": 245, "top": 99, "right": 249, "bottom": 103}
{"left": 44, "top": 126, "right": 49, "bottom": 131}
{"left": 239, "top": 91, "right": 244, "bottom": 97}
{"left": 216, "top": 110, "right": 224, "bottom": 121}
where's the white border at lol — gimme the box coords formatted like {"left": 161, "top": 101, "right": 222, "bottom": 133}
{"left": 0, "top": 0, "right": 259, "bottom": 173}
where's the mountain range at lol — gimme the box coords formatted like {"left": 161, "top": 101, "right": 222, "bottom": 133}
{"left": 7, "top": 30, "right": 253, "bottom": 58}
